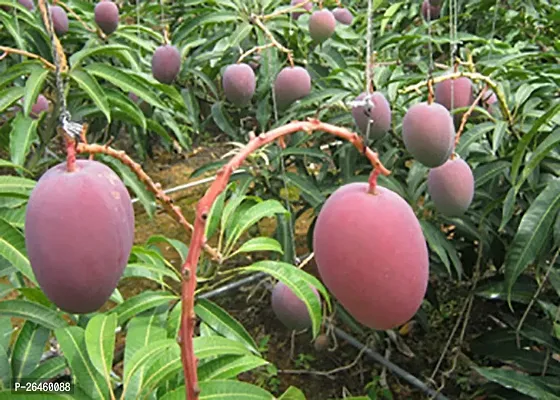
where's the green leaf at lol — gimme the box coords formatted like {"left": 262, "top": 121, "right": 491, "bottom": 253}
{"left": 205, "top": 190, "right": 227, "bottom": 240}
{"left": 0, "top": 218, "right": 36, "bottom": 284}
{"left": 121, "top": 339, "right": 178, "bottom": 395}
{"left": 492, "top": 120, "right": 508, "bottom": 153}
{"left": 516, "top": 129, "right": 560, "bottom": 192}
{"left": 84, "top": 313, "right": 117, "bottom": 389}
{"left": 197, "top": 354, "right": 268, "bottom": 381}
{"left": 0, "top": 86, "right": 25, "bottom": 114}
{"left": 112, "top": 291, "right": 178, "bottom": 325}
{"left": 474, "top": 160, "right": 510, "bottom": 188}
{"left": 26, "top": 357, "right": 67, "bottom": 382}
{"left": 230, "top": 237, "right": 283, "bottom": 257}
{"left": 54, "top": 326, "right": 110, "bottom": 399}
{"left": 211, "top": 102, "right": 237, "bottom": 138}
{"left": 138, "top": 346, "right": 182, "bottom": 398}
{"left": 0, "top": 344, "right": 10, "bottom": 389}
{"left": 474, "top": 367, "right": 560, "bottom": 399}
{"left": 69, "top": 69, "right": 111, "bottom": 123}
{"left": 122, "top": 262, "right": 180, "bottom": 284}
{"left": 511, "top": 102, "right": 560, "bottom": 184}
{"left": 193, "top": 335, "right": 253, "bottom": 360}
{"left": 225, "top": 200, "right": 288, "bottom": 254}
{"left": 22, "top": 68, "right": 49, "bottom": 116}
{"left": 278, "top": 386, "right": 306, "bottom": 400}
{"left": 505, "top": 180, "right": 560, "bottom": 295}
{"left": 283, "top": 172, "right": 325, "bottom": 208}
{"left": 194, "top": 299, "right": 259, "bottom": 354}
{"left": 146, "top": 235, "right": 189, "bottom": 265}
{"left": 11, "top": 321, "right": 50, "bottom": 381}
{"left": 0, "top": 176, "right": 36, "bottom": 198}
{"left": 85, "top": 63, "right": 165, "bottom": 109}
{"left": 0, "top": 300, "right": 66, "bottom": 330}
{"left": 239, "top": 260, "right": 328, "bottom": 337}
{"left": 9, "top": 114, "right": 38, "bottom": 167}
{"left": 123, "top": 306, "right": 168, "bottom": 400}
{"left": 70, "top": 44, "right": 132, "bottom": 69}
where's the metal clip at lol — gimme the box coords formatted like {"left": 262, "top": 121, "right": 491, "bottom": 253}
{"left": 60, "top": 111, "right": 83, "bottom": 140}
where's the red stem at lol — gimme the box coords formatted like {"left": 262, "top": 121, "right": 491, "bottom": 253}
{"left": 454, "top": 85, "right": 488, "bottom": 149}
{"left": 65, "top": 136, "right": 76, "bottom": 172}
{"left": 178, "top": 119, "right": 390, "bottom": 400}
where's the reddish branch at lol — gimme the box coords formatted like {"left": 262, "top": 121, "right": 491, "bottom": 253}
{"left": 73, "top": 141, "right": 222, "bottom": 262}
{"left": 178, "top": 119, "right": 390, "bottom": 400}
{"left": 453, "top": 85, "right": 488, "bottom": 149}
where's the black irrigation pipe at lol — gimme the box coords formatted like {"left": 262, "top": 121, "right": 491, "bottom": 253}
{"left": 198, "top": 272, "right": 449, "bottom": 399}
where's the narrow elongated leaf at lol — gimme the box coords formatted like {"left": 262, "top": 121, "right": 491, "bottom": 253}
{"left": 138, "top": 346, "right": 181, "bottom": 397}
{"left": 85, "top": 63, "right": 165, "bottom": 109}
{"left": 121, "top": 339, "right": 178, "bottom": 394}
{"left": 505, "top": 180, "right": 560, "bottom": 294}
{"left": 69, "top": 69, "right": 111, "bottom": 123}
{"left": 239, "top": 261, "right": 328, "bottom": 337}
{"left": 146, "top": 235, "right": 189, "bottom": 265}
{"left": 0, "top": 218, "right": 36, "bottom": 283}
{"left": 22, "top": 68, "right": 49, "bottom": 116}
{"left": 0, "top": 176, "right": 36, "bottom": 198}
{"left": 511, "top": 102, "right": 560, "bottom": 183}
{"left": 70, "top": 44, "right": 132, "bottom": 69}
{"left": 0, "top": 86, "right": 25, "bottom": 114}
{"left": 516, "top": 129, "right": 560, "bottom": 192}
{"left": 123, "top": 306, "right": 168, "bottom": 400}
{"left": 84, "top": 313, "right": 117, "bottom": 388}
{"left": 474, "top": 160, "right": 510, "bottom": 188}
{"left": 211, "top": 102, "right": 237, "bottom": 138}
{"left": 230, "top": 237, "right": 283, "bottom": 257}
{"left": 225, "top": 200, "right": 288, "bottom": 253}
{"left": 11, "top": 321, "right": 50, "bottom": 381}
{"left": 193, "top": 336, "right": 252, "bottom": 360}
{"left": 197, "top": 354, "right": 268, "bottom": 381}
{"left": 54, "top": 326, "right": 110, "bottom": 399}
{"left": 0, "top": 300, "right": 65, "bottom": 330}
{"left": 0, "top": 344, "right": 10, "bottom": 389}
{"left": 194, "top": 299, "right": 259, "bottom": 353}
{"left": 26, "top": 357, "right": 67, "bottom": 381}
{"left": 278, "top": 387, "right": 306, "bottom": 400}
{"left": 122, "top": 263, "right": 180, "bottom": 284}
{"left": 112, "top": 291, "right": 177, "bottom": 325}
{"left": 9, "top": 114, "right": 38, "bottom": 167}
{"left": 474, "top": 367, "right": 560, "bottom": 399}
{"left": 284, "top": 172, "right": 325, "bottom": 207}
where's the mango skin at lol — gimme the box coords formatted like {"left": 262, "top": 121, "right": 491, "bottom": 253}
{"left": 309, "top": 10, "right": 336, "bottom": 43}
{"left": 428, "top": 158, "right": 474, "bottom": 217}
{"left": 152, "top": 45, "right": 181, "bottom": 84}
{"left": 351, "top": 92, "right": 392, "bottom": 140}
{"left": 273, "top": 66, "right": 311, "bottom": 110}
{"left": 435, "top": 77, "right": 474, "bottom": 125}
{"left": 313, "top": 183, "right": 429, "bottom": 330}
{"left": 402, "top": 102, "right": 455, "bottom": 168}
{"left": 222, "top": 63, "right": 256, "bottom": 107}
{"left": 291, "top": 0, "right": 312, "bottom": 20}
{"left": 332, "top": 8, "right": 353, "bottom": 25}
{"left": 50, "top": 6, "right": 69, "bottom": 36}
{"left": 271, "top": 281, "right": 320, "bottom": 330}
{"left": 421, "top": 0, "right": 441, "bottom": 20}
{"left": 25, "top": 160, "right": 135, "bottom": 314}
{"left": 94, "top": 0, "right": 119, "bottom": 35}
{"left": 29, "top": 95, "right": 49, "bottom": 119}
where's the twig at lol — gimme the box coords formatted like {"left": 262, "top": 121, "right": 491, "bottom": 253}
{"left": 237, "top": 43, "right": 274, "bottom": 64}
{"left": 279, "top": 342, "right": 369, "bottom": 378}
{"left": 74, "top": 142, "right": 222, "bottom": 262}
{"left": 262, "top": 0, "right": 312, "bottom": 20}
{"left": 453, "top": 85, "right": 488, "bottom": 149}
{"left": 515, "top": 248, "right": 560, "bottom": 348}
{"left": 179, "top": 119, "right": 390, "bottom": 400}
{"left": 251, "top": 15, "right": 295, "bottom": 67}
{"left": 400, "top": 71, "right": 513, "bottom": 127}
{"left": 0, "top": 46, "right": 56, "bottom": 70}
{"left": 54, "top": 0, "right": 97, "bottom": 33}
{"left": 430, "top": 239, "right": 484, "bottom": 384}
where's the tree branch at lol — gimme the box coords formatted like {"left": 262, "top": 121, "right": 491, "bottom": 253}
{"left": 179, "top": 119, "right": 390, "bottom": 400}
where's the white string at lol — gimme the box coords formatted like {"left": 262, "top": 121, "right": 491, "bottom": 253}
{"left": 449, "top": 0, "right": 455, "bottom": 114}
{"left": 489, "top": 0, "right": 499, "bottom": 56}
{"left": 363, "top": 0, "right": 374, "bottom": 144}
{"left": 426, "top": 0, "right": 435, "bottom": 103}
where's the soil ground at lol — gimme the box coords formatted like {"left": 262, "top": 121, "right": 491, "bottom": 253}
{"left": 116, "top": 142, "right": 501, "bottom": 400}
